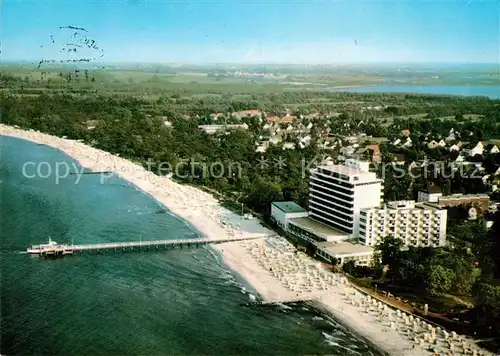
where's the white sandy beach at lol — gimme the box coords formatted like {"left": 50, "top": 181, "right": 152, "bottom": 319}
{"left": 0, "top": 124, "right": 492, "bottom": 356}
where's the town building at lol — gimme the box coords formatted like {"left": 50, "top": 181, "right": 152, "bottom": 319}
{"left": 359, "top": 200, "right": 447, "bottom": 248}
{"left": 308, "top": 159, "right": 383, "bottom": 236}
{"left": 271, "top": 159, "right": 451, "bottom": 267}
{"left": 231, "top": 109, "right": 263, "bottom": 119}
{"left": 427, "top": 140, "right": 439, "bottom": 149}
{"left": 445, "top": 132, "right": 456, "bottom": 142}
{"left": 449, "top": 143, "right": 461, "bottom": 152}
{"left": 271, "top": 205, "right": 375, "bottom": 266}
{"left": 469, "top": 142, "right": 484, "bottom": 157}
{"left": 365, "top": 144, "right": 381, "bottom": 164}
{"left": 402, "top": 137, "right": 413, "bottom": 148}
{"left": 437, "top": 193, "right": 490, "bottom": 216}
{"left": 315, "top": 241, "right": 374, "bottom": 266}
{"left": 198, "top": 124, "right": 248, "bottom": 134}
{"left": 401, "top": 129, "right": 411, "bottom": 137}
{"left": 391, "top": 153, "right": 406, "bottom": 165}
{"left": 485, "top": 143, "right": 500, "bottom": 154}
{"left": 286, "top": 216, "right": 349, "bottom": 244}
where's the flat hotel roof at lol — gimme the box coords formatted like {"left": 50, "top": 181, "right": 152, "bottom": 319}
{"left": 315, "top": 166, "right": 382, "bottom": 184}
{"left": 272, "top": 201, "right": 308, "bottom": 214}
{"left": 317, "top": 164, "right": 367, "bottom": 176}
{"left": 288, "top": 217, "right": 348, "bottom": 239}
{"left": 315, "top": 241, "right": 374, "bottom": 256}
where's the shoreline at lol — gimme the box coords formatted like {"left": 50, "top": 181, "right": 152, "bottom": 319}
{"left": 0, "top": 124, "right": 492, "bottom": 356}
{"left": 213, "top": 239, "right": 430, "bottom": 356}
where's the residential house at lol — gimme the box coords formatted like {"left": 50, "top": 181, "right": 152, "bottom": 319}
{"left": 255, "top": 145, "right": 266, "bottom": 153}
{"left": 401, "top": 129, "right": 411, "bottom": 137}
{"left": 402, "top": 137, "right": 413, "bottom": 148}
{"left": 302, "top": 113, "right": 320, "bottom": 120}
{"left": 317, "top": 137, "right": 333, "bottom": 150}
{"left": 318, "top": 155, "right": 334, "bottom": 166}
{"left": 485, "top": 143, "right": 500, "bottom": 154}
{"left": 345, "top": 136, "right": 359, "bottom": 144}
{"left": 281, "top": 113, "right": 297, "bottom": 123}
{"left": 438, "top": 140, "right": 446, "bottom": 147}
{"left": 355, "top": 147, "right": 369, "bottom": 159}
{"left": 295, "top": 123, "right": 306, "bottom": 133}
{"left": 340, "top": 146, "right": 356, "bottom": 157}
{"left": 232, "top": 109, "right": 263, "bottom": 119}
{"left": 392, "top": 153, "right": 406, "bottom": 165}
{"left": 366, "top": 144, "right": 381, "bottom": 164}
{"left": 469, "top": 142, "right": 484, "bottom": 156}
{"left": 427, "top": 140, "right": 439, "bottom": 149}
{"left": 300, "top": 135, "right": 312, "bottom": 147}
{"left": 269, "top": 135, "right": 282, "bottom": 145}
{"left": 445, "top": 132, "right": 456, "bottom": 142}
{"left": 449, "top": 141, "right": 462, "bottom": 152}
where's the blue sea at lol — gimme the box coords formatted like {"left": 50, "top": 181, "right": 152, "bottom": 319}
{"left": 0, "top": 135, "right": 381, "bottom": 356}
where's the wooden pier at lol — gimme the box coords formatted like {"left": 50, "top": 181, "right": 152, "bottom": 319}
{"left": 29, "top": 235, "right": 270, "bottom": 258}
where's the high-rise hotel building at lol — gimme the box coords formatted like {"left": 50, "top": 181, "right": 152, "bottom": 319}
{"left": 308, "top": 160, "right": 384, "bottom": 236}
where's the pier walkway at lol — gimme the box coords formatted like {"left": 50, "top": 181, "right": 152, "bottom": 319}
{"left": 30, "top": 235, "right": 272, "bottom": 257}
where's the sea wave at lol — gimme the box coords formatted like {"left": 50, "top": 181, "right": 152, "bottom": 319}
{"left": 321, "top": 332, "right": 362, "bottom": 355}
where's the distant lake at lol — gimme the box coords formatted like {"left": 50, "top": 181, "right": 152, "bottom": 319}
{"left": 331, "top": 85, "right": 499, "bottom": 99}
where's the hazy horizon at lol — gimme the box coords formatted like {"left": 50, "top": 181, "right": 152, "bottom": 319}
{"left": 2, "top": 0, "right": 499, "bottom": 65}
{"left": 3, "top": 60, "right": 499, "bottom": 68}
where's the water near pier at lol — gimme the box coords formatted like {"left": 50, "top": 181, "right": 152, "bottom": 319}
{"left": 0, "top": 136, "right": 381, "bottom": 355}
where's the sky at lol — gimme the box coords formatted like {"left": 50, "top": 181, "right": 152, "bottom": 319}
{"left": 2, "top": 0, "right": 499, "bottom": 64}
